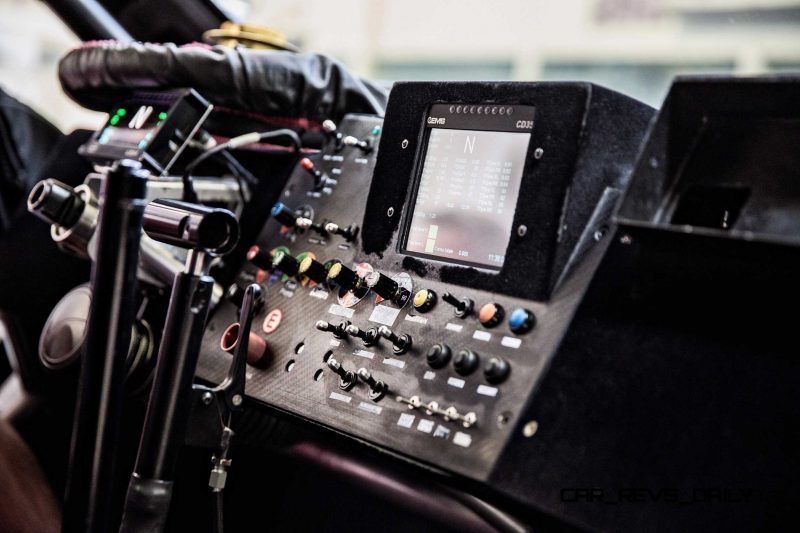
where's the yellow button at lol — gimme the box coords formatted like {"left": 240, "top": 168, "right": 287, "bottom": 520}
{"left": 413, "top": 289, "right": 429, "bottom": 307}
{"left": 327, "top": 262, "right": 342, "bottom": 279}
{"left": 298, "top": 256, "right": 312, "bottom": 273}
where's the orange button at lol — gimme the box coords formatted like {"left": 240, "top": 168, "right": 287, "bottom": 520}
{"left": 479, "top": 303, "right": 498, "bottom": 323}
{"left": 478, "top": 302, "right": 505, "bottom": 328}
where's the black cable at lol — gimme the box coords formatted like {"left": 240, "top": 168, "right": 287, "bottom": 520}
{"left": 211, "top": 490, "right": 224, "bottom": 533}
{"left": 223, "top": 158, "right": 248, "bottom": 207}
{"left": 219, "top": 149, "right": 258, "bottom": 185}
{"left": 182, "top": 129, "right": 301, "bottom": 202}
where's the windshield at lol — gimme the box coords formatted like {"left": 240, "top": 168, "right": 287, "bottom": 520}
{"left": 245, "top": 0, "right": 800, "bottom": 106}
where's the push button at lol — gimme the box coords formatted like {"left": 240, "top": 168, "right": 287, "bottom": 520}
{"left": 478, "top": 303, "right": 504, "bottom": 328}
{"left": 508, "top": 308, "right": 536, "bottom": 334}
{"left": 412, "top": 289, "right": 437, "bottom": 313}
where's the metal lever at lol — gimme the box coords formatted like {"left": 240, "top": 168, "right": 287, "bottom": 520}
{"left": 212, "top": 283, "right": 261, "bottom": 413}
{"left": 186, "top": 284, "right": 261, "bottom": 504}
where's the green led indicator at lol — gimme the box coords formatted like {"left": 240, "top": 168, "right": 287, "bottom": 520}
{"left": 109, "top": 115, "right": 120, "bottom": 125}
{"left": 372, "top": 126, "right": 381, "bottom": 136}
{"left": 116, "top": 108, "right": 127, "bottom": 116}
{"left": 158, "top": 112, "right": 168, "bottom": 120}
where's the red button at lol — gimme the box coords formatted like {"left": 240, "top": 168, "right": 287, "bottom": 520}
{"left": 262, "top": 309, "right": 283, "bottom": 334}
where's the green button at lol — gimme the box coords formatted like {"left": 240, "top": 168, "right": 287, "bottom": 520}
{"left": 371, "top": 126, "right": 381, "bottom": 136}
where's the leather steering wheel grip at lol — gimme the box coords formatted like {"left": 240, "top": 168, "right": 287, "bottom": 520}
{"left": 58, "top": 41, "right": 388, "bottom": 122}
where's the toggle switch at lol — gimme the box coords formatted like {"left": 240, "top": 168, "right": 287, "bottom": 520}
{"left": 357, "top": 368, "right": 388, "bottom": 401}
{"left": 316, "top": 319, "right": 350, "bottom": 339}
{"left": 294, "top": 217, "right": 328, "bottom": 236}
{"left": 441, "top": 292, "right": 474, "bottom": 318}
{"left": 377, "top": 325, "right": 412, "bottom": 355}
{"left": 324, "top": 221, "right": 359, "bottom": 242}
{"left": 327, "top": 357, "right": 357, "bottom": 391}
{"left": 345, "top": 324, "right": 379, "bottom": 347}
{"left": 298, "top": 256, "right": 328, "bottom": 284}
{"left": 342, "top": 135, "right": 373, "bottom": 153}
{"left": 322, "top": 119, "right": 345, "bottom": 150}
{"left": 299, "top": 157, "right": 326, "bottom": 190}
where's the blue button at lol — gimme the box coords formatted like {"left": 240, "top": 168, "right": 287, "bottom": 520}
{"left": 271, "top": 202, "right": 285, "bottom": 216}
{"left": 508, "top": 308, "right": 535, "bottom": 334}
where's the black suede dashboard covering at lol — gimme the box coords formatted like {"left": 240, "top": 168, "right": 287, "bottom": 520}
{"left": 361, "top": 81, "right": 654, "bottom": 301}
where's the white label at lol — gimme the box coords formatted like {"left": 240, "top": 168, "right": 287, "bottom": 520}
{"left": 397, "top": 413, "right": 415, "bottom": 428}
{"left": 354, "top": 157, "right": 369, "bottom": 164}
{"left": 246, "top": 371, "right": 254, "bottom": 380}
{"left": 472, "top": 330, "right": 492, "bottom": 341}
{"left": 329, "top": 339, "right": 341, "bottom": 348}
{"left": 279, "top": 288, "right": 294, "bottom": 298}
{"left": 329, "top": 392, "right": 351, "bottom": 404}
{"left": 309, "top": 288, "right": 329, "bottom": 300}
{"left": 433, "top": 425, "right": 451, "bottom": 439}
{"left": 453, "top": 432, "right": 472, "bottom": 448}
{"left": 383, "top": 357, "right": 405, "bottom": 369}
{"left": 501, "top": 336, "right": 522, "bottom": 349}
{"left": 404, "top": 314, "right": 428, "bottom": 325}
{"left": 423, "top": 371, "right": 436, "bottom": 381}
{"left": 328, "top": 304, "right": 354, "bottom": 318}
{"left": 358, "top": 402, "right": 383, "bottom": 414}
{"left": 369, "top": 305, "right": 401, "bottom": 326}
{"left": 447, "top": 377, "right": 465, "bottom": 389}
{"left": 417, "top": 419, "right": 435, "bottom": 433}
{"left": 354, "top": 349, "right": 374, "bottom": 360}
{"left": 331, "top": 167, "right": 342, "bottom": 175}
{"left": 477, "top": 385, "right": 498, "bottom": 397}
{"left": 445, "top": 322, "right": 463, "bottom": 332}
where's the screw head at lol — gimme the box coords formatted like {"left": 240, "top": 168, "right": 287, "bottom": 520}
{"left": 232, "top": 394, "right": 243, "bottom": 406}
{"left": 517, "top": 224, "right": 528, "bottom": 237}
{"left": 387, "top": 207, "right": 395, "bottom": 217}
{"left": 401, "top": 139, "right": 409, "bottom": 149}
{"left": 534, "top": 147, "right": 544, "bottom": 159}
{"left": 201, "top": 392, "right": 213, "bottom": 405}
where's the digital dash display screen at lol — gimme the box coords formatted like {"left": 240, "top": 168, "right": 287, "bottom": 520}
{"left": 96, "top": 105, "right": 170, "bottom": 150}
{"left": 403, "top": 103, "right": 534, "bottom": 269}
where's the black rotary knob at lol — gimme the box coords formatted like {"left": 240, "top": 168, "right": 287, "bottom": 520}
{"left": 298, "top": 256, "right": 328, "bottom": 283}
{"left": 271, "top": 202, "right": 299, "bottom": 227}
{"left": 453, "top": 348, "right": 480, "bottom": 376}
{"left": 426, "top": 343, "right": 452, "bottom": 369}
{"left": 271, "top": 250, "right": 299, "bottom": 276}
{"left": 326, "top": 262, "right": 360, "bottom": 291}
{"left": 484, "top": 357, "right": 510, "bottom": 384}
{"left": 365, "top": 271, "right": 399, "bottom": 300}
{"left": 246, "top": 245, "right": 273, "bottom": 271}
